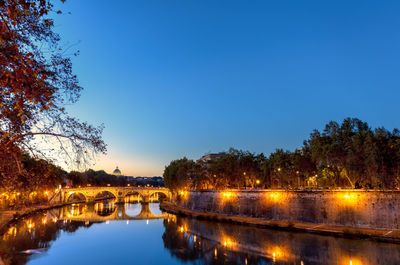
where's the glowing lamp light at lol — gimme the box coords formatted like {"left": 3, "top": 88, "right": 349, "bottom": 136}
{"left": 222, "top": 191, "right": 234, "bottom": 200}
{"left": 341, "top": 257, "right": 362, "bottom": 265}
{"left": 267, "top": 192, "right": 281, "bottom": 203}
{"left": 343, "top": 193, "right": 357, "bottom": 202}
{"left": 256, "top": 180, "right": 260, "bottom": 184}
{"left": 269, "top": 192, "right": 278, "bottom": 198}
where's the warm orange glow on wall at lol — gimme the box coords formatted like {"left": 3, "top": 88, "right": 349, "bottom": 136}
{"left": 340, "top": 192, "right": 359, "bottom": 205}
{"left": 179, "top": 190, "right": 189, "bottom": 199}
{"left": 340, "top": 256, "right": 363, "bottom": 265}
{"left": 267, "top": 192, "right": 280, "bottom": 202}
{"left": 221, "top": 191, "right": 235, "bottom": 201}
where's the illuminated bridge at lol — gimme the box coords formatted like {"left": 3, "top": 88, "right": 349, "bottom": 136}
{"left": 55, "top": 203, "right": 168, "bottom": 222}
{"left": 53, "top": 187, "right": 171, "bottom": 204}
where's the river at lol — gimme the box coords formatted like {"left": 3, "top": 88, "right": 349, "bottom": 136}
{"left": 1, "top": 200, "right": 400, "bottom": 265}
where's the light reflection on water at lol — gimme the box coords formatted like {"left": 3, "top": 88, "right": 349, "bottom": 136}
{"left": 1, "top": 202, "right": 400, "bottom": 265}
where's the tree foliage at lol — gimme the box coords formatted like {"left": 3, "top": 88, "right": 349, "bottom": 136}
{"left": 164, "top": 118, "right": 400, "bottom": 191}
{"left": 0, "top": 0, "right": 106, "bottom": 191}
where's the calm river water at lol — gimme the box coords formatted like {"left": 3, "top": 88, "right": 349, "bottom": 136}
{"left": 2, "top": 201, "right": 400, "bottom": 265}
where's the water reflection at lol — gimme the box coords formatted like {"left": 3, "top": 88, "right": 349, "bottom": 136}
{"left": 94, "top": 200, "right": 116, "bottom": 216}
{"left": 1, "top": 210, "right": 92, "bottom": 265}
{"left": 1, "top": 202, "right": 400, "bottom": 265}
{"left": 67, "top": 204, "right": 87, "bottom": 217}
{"left": 162, "top": 215, "right": 400, "bottom": 265}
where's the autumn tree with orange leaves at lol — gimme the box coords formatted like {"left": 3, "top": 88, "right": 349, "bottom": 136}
{"left": 0, "top": 0, "right": 106, "bottom": 191}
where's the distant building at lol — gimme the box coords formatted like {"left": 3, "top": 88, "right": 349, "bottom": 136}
{"left": 134, "top": 176, "right": 164, "bottom": 187}
{"left": 113, "top": 166, "right": 122, "bottom": 176}
{"left": 198, "top": 152, "right": 226, "bottom": 163}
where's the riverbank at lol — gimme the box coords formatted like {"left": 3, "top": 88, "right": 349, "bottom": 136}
{"left": 160, "top": 201, "right": 400, "bottom": 244}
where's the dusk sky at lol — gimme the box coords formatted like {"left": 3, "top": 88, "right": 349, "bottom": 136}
{"left": 54, "top": 0, "right": 400, "bottom": 176}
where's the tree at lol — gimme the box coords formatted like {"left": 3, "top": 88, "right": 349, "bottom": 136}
{"left": 163, "top": 118, "right": 400, "bottom": 190}
{"left": 268, "top": 149, "right": 296, "bottom": 188}
{"left": 163, "top": 158, "right": 195, "bottom": 191}
{"left": 0, "top": 0, "right": 106, "bottom": 187}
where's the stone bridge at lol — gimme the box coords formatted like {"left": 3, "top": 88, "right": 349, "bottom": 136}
{"left": 54, "top": 202, "right": 168, "bottom": 222}
{"left": 56, "top": 187, "right": 171, "bottom": 204}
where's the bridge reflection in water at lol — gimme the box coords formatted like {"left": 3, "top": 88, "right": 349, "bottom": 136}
{"left": 57, "top": 200, "right": 167, "bottom": 222}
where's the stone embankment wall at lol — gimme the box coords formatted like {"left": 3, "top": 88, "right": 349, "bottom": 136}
{"left": 175, "top": 190, "right": 400, "bottom": 230}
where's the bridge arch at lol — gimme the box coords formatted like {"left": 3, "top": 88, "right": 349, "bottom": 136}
{"left": 94, "top": 190, "right": 117, "bottom": 201}
{"left": 149, "top": 191, "right": 169, "bottom": 201}
{"left": 61, "top": 187, "right": 170, "bottom": 204}
{"left": 65, "top": 192, "right": 87, "bottom": 203}
{"left": 123, "top": 191, "right": 143, "bottom": 203}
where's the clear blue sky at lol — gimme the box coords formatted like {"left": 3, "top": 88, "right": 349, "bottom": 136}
{"left": 54, "top": 0, "right": 400, "bottom": 176}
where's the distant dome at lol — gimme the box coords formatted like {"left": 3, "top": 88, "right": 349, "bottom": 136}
{"left": 113, "top": 166, "right": 122, "bottom": 176}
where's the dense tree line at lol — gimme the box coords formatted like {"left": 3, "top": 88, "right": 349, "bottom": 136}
{"left": 163, "top": 118, "right": 400, "bottom": 191}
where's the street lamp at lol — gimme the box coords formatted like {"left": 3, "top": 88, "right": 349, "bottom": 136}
{"left": 256, "top": 179, "right": 260, "bottom": 189}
